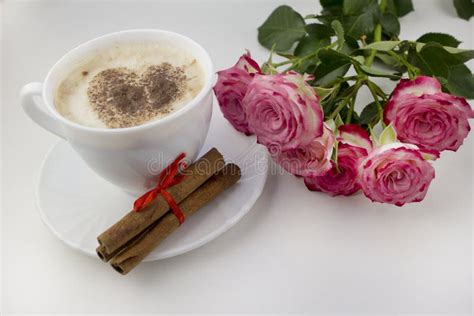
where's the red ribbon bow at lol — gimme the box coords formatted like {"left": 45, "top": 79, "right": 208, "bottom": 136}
{"left": 133, "top": 153, "right": 187, "bottom": 225}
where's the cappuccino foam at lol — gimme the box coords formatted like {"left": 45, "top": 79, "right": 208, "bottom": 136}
{"left": 54, "top": 42, "right": 205, "bottom": 128}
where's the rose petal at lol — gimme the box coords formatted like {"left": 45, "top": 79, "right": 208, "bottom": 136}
{"left": 337, "top": 124, "right": 372, "bottom": 152}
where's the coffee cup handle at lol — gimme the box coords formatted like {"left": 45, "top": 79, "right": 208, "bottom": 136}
{"left": 20, "top": 82, "right": 66, "bottom": 140}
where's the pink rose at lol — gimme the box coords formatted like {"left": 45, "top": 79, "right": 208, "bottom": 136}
{"left": 304, "top": 124, "right": 372, "bottom": 196}
{"left": 271, "top": 123, "right": 334, "bottom": 177}
{"left": 242, "top": 72, "right": 324, "bottom": 151}
{"left": 304, "top": 144, "right": 367, "bottom": 196}
{"left": 384, "top": 76, "right": 474, "bottom": 155}
{"left": 358, "top": 143, "right": 435, "bottom": 206}
{"left": 213, "top": 52, "right": 261, "bottom": 135}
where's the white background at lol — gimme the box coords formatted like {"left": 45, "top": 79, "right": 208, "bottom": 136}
{"left": 1, "top": 0, "right": 473, "bottom": 314}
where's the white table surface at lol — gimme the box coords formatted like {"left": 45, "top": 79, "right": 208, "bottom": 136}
{"left": 1, "top": 0, "right": 473, "bottom": 314}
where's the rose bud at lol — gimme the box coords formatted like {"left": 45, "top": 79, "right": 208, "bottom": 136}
{"left": 213, "top": 51, "right": 261, "bottom": 135}
{"left": 384, "top": 76, "right": 474, "bottom": 155}
{"left": 270, "top": 123, "right": 334, "bottom": 177}
{"left": 358, "top": 143, "right": 435, "bottom": 206}
{"left": 304, "top": 124, "right": 372, "bottom": 196}
{"left": 242, "top": 72, "right": 324, "bottom": 151}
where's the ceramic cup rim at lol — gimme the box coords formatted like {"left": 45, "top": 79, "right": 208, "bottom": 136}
{"left": 42, "top": 29, "right": 215, "bottom": 134}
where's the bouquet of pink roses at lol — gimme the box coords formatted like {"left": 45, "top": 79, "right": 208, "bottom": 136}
{"left": 213, "top": 1, "right": 474, "bottom": 206}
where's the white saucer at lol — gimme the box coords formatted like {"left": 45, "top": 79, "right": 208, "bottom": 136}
{"left": 36, "top": 122, "right": 268, "bottom": 261}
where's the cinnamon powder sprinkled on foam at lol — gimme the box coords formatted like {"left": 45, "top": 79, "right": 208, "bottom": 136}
{"left": 87, "top": 63, "right": 186, "bottom": 128}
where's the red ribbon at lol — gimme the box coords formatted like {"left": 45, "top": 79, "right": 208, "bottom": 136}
{"left": 133, "top": 153, "right": 187, "bottom": 225}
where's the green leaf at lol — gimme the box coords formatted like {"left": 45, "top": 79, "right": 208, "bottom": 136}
{"left": 343, "top": 0, "right": 380, "bottom": 39}
{"left": 417, "top": 32, "right": 461, "bottom": 47}
{"left": 361, "top": 40, "right": 401, "bottom": 51}
{"left": 385, "top": 0, "right": 396, "bottom": 14}
{"left": 319, "top": 0, "right": 343, "bottom": 25}
{"left": 319, "top": 48, "right": 352, "bottom": 63}
{"left": 394, "top": 0, "right": 414, "bottom": 16}
{"left": 258, "top": 5, "right": 306, "bottom": 52}
{"left": 294, "top": 37, "right": 330, "bottom": 72}
{"left": 408, "top": 43, "right": 474, "bottom": 98}
{"left": 359, "top": 64, "right": 401, "bottom": 79}
{"left": 453, "top": 49, "right": 474, "bottom": 63}
{"left": 380, "top": 13, "right": 400, "bottom": 37}
{"left": 294, "top": 37, "right": 330, "bottom": 57}
{"left": 305, "top": 23, "right": 334, "bottom": 39}
{"left": 343, "top": 0, "right": 372, "bottom": 15}
{"left": 320, "top": 0, "right": 343, "bottom": 8}
{"left": 331, "top": 20, "right": 345, "bottom": 49}
{"left": 314, "top": 63, "right": 351, "bottom": 87}
{"left": 375, "top": 52, "right": 404, "bottom": 70}
{"left": 314, "top": 49, "right": 352, "bottom": 86}
{"left": 352, "top": 56, "right": 365, "bottom": 64}
{"left": 445, "top": 65, "right": 474, "bottom": 99}
{"left": 415, "top": 43, "right": 474, "bottom": 62}
{"left": 386, "top": 0, "right": 414, "bottom": 17}
{"left": 315, "top": 86, "right": 335, "bottom": 100}
{"left": 359, "top": 101, "right": 381, "bottom": 125}
{"left": 344, "top": 35, "right": 360, "bottom": 50}
{"left": 379, "top": 124, "right": 397, "bottom": 145}
{"left": 453, "top": 0, "right": 474, "bottom": 20}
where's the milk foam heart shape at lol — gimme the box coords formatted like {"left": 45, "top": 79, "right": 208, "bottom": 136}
{"left": 87, "top": 63, "right": 186, "bottom": 128}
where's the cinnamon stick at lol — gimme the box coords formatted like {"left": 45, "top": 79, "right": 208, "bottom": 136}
{"left": 97, "top": 148, "right": 225, "bottom": 255}
{"left": 110, "top": 163, "right": 241, "bottom": 275}
{"left": 96, "top": 220, "right": 156, "bottom": 262}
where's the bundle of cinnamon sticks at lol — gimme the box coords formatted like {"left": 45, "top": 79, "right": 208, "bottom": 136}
{"left": 96, "top": 148, "right": 241, "bottom": 274}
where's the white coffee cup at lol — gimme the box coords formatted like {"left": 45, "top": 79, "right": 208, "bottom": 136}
{"left": 20, "top": 29, "right": 214, "bottom": 195}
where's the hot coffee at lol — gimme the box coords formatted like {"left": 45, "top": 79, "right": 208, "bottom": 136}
{"left": 55, "top": 42, "right": 204, "bottom": 128}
